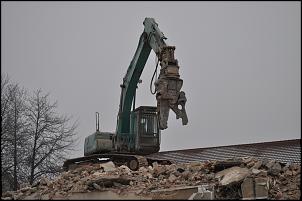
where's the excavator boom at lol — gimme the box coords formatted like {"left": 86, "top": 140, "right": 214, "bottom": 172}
{"left": 64, "top": 18, "right": 188, "bottom": 171}
{"left": 117, "top": 17, "right": 188, "bottom": 133}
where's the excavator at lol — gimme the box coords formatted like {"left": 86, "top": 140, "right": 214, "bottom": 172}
{"left": 63, "top": 18, "right": 188, "bottom": 171}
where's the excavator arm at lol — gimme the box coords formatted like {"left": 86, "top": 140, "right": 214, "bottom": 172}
{"left": 117, "top": 18, "right": 188, "bottom": 136}
{"left": 63, "top": 18, "right": 188, "bottom": 171}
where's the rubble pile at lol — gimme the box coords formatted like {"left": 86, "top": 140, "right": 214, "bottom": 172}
{"left": 1, "top": 157, "right": 300, "bottom": 200}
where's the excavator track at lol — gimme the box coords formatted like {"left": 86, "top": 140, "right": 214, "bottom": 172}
{"left": 126, "top": 156, "right": 148, "bottom": 171}
{"left": 135, "top": 155, "right": 149, "bottom": 169}
{"left": 63, "top": 153, "right": 170, "bottom": 172}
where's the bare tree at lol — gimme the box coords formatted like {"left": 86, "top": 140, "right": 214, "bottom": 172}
{"left": 1, "top": 74, "right": 28, "bottom": 191}
{"left": 1, "top": 74, "right": 12, "bottom": 153}
{"left": 1, "top": 74, "right": 15, "bottom": 191}
{"left": 1, "top": 75, "right": 78, "bottom": 191}
{"left": 24, "top": 89, "right": 78, "bottom": 184}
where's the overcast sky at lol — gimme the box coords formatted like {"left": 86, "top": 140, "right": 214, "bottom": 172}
{"left": 2, "top": 1, "right": 301, "bottom": 159}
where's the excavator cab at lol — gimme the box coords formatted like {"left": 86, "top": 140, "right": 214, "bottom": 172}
{"left": 130, "top": 106, "right": 160, "bottom": 155}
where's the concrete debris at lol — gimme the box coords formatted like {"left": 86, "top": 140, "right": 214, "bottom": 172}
{"left": 241, "top": 176, "right": 255, "bottom": 198}
{"left": 252, "top": 160, "right": 262, "bottom": 169}
{"left": 241, "top": 175, "right": 268, "bottom": 199}
{"left": 251, "top": 168, "right": 261, "bottom": 175}
{"left": 269, "top": 162, "right": 282, "bottom": 176}
{"left": 215, "top": 166, "right": 250, "bottom": 186}
{"left": 99, "top": 161, "right": 116, "bottom": 172}
{"left": 1, "top": 158, "right": 300, "bottom": 200}
{"left": 188, "top": 185, "right": 215, "bottom": 200}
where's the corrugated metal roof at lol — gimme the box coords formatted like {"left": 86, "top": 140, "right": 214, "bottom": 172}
{"left": 148, "top": 139, "right": 301, "bottom": 164}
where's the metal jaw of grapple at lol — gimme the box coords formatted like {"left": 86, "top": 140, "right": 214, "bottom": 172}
{"left": 155, "top": 46, "right": 188, "bottom": 130}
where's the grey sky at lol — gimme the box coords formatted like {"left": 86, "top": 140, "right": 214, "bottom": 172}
{"left": 2, "top": 1, "right": 301, "bottom": 159}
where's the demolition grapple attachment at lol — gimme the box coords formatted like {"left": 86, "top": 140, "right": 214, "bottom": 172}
{"left": 155, "top": 46, "right": 188, "bottom": 130}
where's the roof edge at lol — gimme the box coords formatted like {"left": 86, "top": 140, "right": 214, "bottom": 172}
{"left": 158, "top": 138, "right": 301, "bottom": 154}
